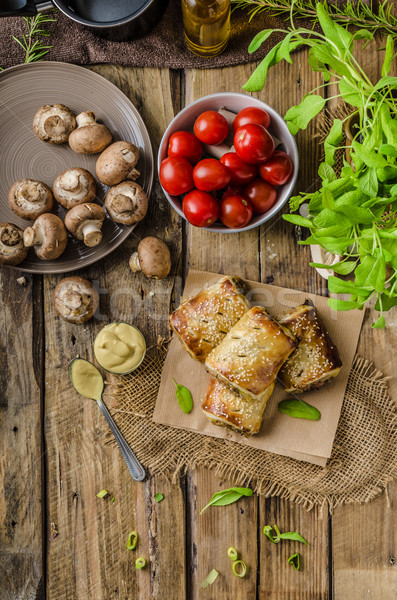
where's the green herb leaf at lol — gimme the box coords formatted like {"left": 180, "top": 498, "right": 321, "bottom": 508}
{"left": 358, "top": 167, "right": 378, "bottom": 196}
{"left": 338, "top": 79, "right": 363, "bottom": 108}
{"left": 375, "top": 292, "right": 397, "bottom": 312}
{"left": 200, "top": 487, "right": 253, "bottom": 514}
{"left": 310, "top": 260, "right": 357, "bottom": 275}
{"left": 155, "top": 493, "right": 164, "bottom": 503}
{"left": 283, "top": 214, "right": 312, "bottom": 227}
{"left": 243, "top": 41, "right": 282, "bottom": 92}
{"left": 288, "top": 553, "right": 301, "bottom": 571}
{"left": 372, "top": 315, "right": 386, "bottom": 329}
{"left": 324, "top": 119, "right": 343, "bottom": 165}
{"left": 248, "top": 29, "right": 273, "bottom": 54}
{"left": 277, "top": 398, "right": 321, "bottom": 421}
{"left": 368, "top": 255, "right": 386, "bottom": 293}
{"left": 279, "top": 532, "right": 308, "bottom": 545}
{"left": 201, "top": 568, "right": 219, "bottom": 589}
{"left": 284, "top": 94, "right": 326, "bottom": 135}
{"left": 172, "top": 378, "right": 193, "bottom": 414}
{"left": 379, "top": 144, "right": 397, "bottom": 158}
{"left": 127, "top": 531, "right": 138, "bottom": 551}
{"left": 319, "top": 162, "right": 337, "bottom": 183}
{"left": 352, "top": 141, "right": 388, "bottom": 169}
{"left": 327, "top": 298, "right": 360, "bottom": 311}
{"left": 327, "top": 276, "right": 370, "bottom": 296}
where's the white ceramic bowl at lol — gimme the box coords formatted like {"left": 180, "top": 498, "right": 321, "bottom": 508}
{"left": 158, "top": 92, "right": 299, "bottom": 233}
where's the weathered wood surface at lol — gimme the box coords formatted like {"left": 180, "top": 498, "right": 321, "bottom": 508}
{"left": 0, "top": 42, "right": 396, "bottom": 600}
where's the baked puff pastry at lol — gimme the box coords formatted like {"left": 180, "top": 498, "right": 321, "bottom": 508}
{"left": 277, "top": 299, "right": 342, "bottom": 393}
{"left": 202, "top": 376, "right": 269, "bottom": 435}
{"left": 205, "top": 306, "right": 297, "bottom": 402}
{"left": 170, "top": 276, "right": 251, "bottom": 362}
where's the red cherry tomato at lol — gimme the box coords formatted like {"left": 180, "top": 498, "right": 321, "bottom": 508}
{"left": 221, "top": 183, "right": 244, "bottom": 200}
{"left": 193, "top": 158, "right": 231, "bottom": 192}
{"left": 167, "top": 130, "right": 203, "bottom": 164}
{"left": 243, "top": 178, "right": 277, "bottom": 214}
{"left": 219, "top": 194, "right": 253, "bottom": 229}
{"left": 220, "top": 152, "right": 257, "bottom": 186}
{"left": 233, "top": 106, "right": 271, "bottom": 132}
{"left": 183, "top": 189, "right": 219, "bottom": 227}
{"left": 258, "top": 151, "right": 293, "bottom": 186}
{"left": 159, "top": 156, "right": 194, "bottom": 196}
{"left": 193, "top": 111, "right": 229, "bottom": 145}
{"left": 234, "top": 124, "right": 275, "bottom": 165}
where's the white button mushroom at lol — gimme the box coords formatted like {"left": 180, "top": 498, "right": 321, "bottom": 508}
{"left": 68, "top": 111, "right": 112, "bottom": 155}
{"left": 129, "top": 237, "right": 171, "bottom": 279}
{"left": 8, "top": 179, "right": 53, "bottom": 220}
{"left": 23, "top": 213, "right": 68, "bottom": 260}
{"left": 33, "top": 104, "right": 76, "bottom": 144}
{"left": 105, "top": 181, "right": 148, "bottom": 226}
{"left": 53, "top": 276, "right": 99, "bottom": 324}
{"left": 64, "top": 203, "right": 106, "bottom": 247}
{"left": 96, "top": 141, "right": 140, "bottom": 186}
{"left": 53, "top": 168, "right": 97, "bottom": 209}
{"left": 0, "top": 222, "right": 28, "bottom": 266}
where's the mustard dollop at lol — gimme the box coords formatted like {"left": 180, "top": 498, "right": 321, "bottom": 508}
{"left": 94, "top": 322, "right": 146, "bottom": 374}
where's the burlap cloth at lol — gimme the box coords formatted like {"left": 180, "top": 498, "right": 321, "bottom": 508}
{"left": 106, "top": 346, "right": 397, "bottom": 510}
{"left": 0, "top": 1, "right": 350, "bottom": 70}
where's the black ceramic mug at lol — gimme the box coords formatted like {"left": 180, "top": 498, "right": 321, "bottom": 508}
{"left": 0, "top": 0, "right": 169, "bottom": 41}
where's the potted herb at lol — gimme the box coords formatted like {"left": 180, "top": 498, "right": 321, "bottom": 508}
{"left": 243, "top": 2, "right": 397, "bottom": 328}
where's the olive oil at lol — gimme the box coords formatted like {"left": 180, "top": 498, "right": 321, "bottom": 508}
{"left": 182, "top": 0, "right": 231, "bottom": 57}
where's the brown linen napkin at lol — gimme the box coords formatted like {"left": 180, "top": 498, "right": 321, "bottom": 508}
{"left": 0, "top": 1, "right": 353, "bottom": 70}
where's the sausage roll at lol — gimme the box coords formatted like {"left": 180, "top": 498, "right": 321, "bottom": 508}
{"left": 277, "top": 299, "right": 342, "bottom": 393}
{"left": 205, "top": 306, "right": 297, "bottom": 402}
{"left": 202, "top": 376, "right": 269, "bottom": 435}
{"left": 170, "top": 276, "right": 251, "bottom": 362}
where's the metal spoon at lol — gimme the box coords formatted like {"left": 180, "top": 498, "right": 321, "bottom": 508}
{"left": 68, "top": 358, "right": 146, "bottom": 482}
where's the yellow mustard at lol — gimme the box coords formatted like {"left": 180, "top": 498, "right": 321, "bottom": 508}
{"left": 70, "top": 359, "right": 104, "bottom": 400}
{"left": 94, "top": 322, "right": 146, "bottom": 374}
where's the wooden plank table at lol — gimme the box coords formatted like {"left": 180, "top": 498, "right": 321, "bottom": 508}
{"left": 1, "top": 41, "right": 396, "bottom": 600}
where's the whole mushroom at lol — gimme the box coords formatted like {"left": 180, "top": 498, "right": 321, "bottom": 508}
{"left": 53, "top": 168, "right": 96, "bottom": 209}
{"left": 0, "top": 222, "right": 28, "bottom": 266}
{"left": 105, "top": 181, "right": 148, "bottom": 225}
{"left": 53, "top": 276, "right": 99, "bottom": 324}
{"left": 96, "top": 141, "right": 140, "bottom": 186}
{"left": 8, "top": 179, "right": 53, "bottom": 220}
{"left": 68, "top": 111, "right": 112, "bottom": 154}
{"left": 33, "top": 104, "right": 76, "bottom": 144}
{"left": 64, "top": 203, "right": 106, "bottom": 247}
{"left": 23, "top": 213, "right": 67, "bottom": 260}
{"left": 129, "top": 237, "right": 171, "bottom": 279}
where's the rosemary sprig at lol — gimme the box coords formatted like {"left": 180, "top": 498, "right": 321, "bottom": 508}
{"left": 12, "top": 12, "right": 57, "bottom": 64}
{"left": 232, "top": 0, "right": 397, "bottom": 41}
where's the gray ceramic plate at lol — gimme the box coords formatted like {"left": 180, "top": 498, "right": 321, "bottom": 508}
{"left": 0, "top": 62, "right": 154, "bottom": 274}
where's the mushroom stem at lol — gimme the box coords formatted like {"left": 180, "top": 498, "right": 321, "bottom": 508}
{"left": 62, "top": 172, "right": 83, "bottom": 193}
{"left": 23, "top": 225, "right": 43, "bottom": 248}
{"left": 81, "top": 222, "right": 103, "bottom": 247}
{"left": 129, "top": 252, "right": 141, "bottom": 273}
{"left": 76, "top": 111, "right": 96, "bottom": 127}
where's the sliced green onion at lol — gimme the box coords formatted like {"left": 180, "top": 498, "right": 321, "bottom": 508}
{"left": 288, "top": 553, "right": 300, "bottom": 571}
{"left": 232, "top": 560, "right": 247, "bottom": 578}
{"left": 227, "top": 546, "right": 238, "bottom": 561}
{"left": 201, "top": 568, "right": 219, "bottom": 589}
{"left": 155, "top": 493, "right": 164, "bottom": 503}
{"left": 96, "top": 489, "right": 109, "bottom": 498}
{"left": 110, "top": 496, "right": 115, "bottom": 503}
{"left": 135, "top": 557, "right": 146, "bottom": 570}
{"left": 127, "top": 531, "right": 138, "bottom": 551}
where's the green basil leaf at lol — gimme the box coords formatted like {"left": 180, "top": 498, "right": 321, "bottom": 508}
{"left": 334, "top": 205, "right": 374, "bottom": 224}
{"left": 321, "top": 187, "right": 335, "bottom": 210}
{"left": 288, "top": 553, "right": 301, "bottom": 571}
{"left": 279, "top": 532, "right": 308, "bottom": 545}
{"left": 310, "top": 260, "right": 357, "bottom": 275}
{"left": 299, "top": 235, "right": 352, "bottom": 255}
{"left": 328, "top": 276, "right": 370, "bottom": 295}
{"left": 378, "top": 144, "right": 397, "bottom": 158}
{"left": 172, "top": 378, "right": 193, "bottom": 414}
{"left": 380, "top": 104, "right": 397, "bottom": 146}
{"left": 373, "top": 76, "right": 397, "bottom": 91}
{"left": 318, "top": 162, "right": 337, "bottom": 183}
{"left": 243, "top": 41, "right": 282, "bottom": 92}
{"left": 200, "top": 487, "right": 253, "bottom": 514}
{"left": 248, "top": 29, "right": 273, "bottom": 54}
{"left": 338, "top": 79, "right": 363, "bottom": 108}
{"left": 327, "top": 298, "right": 360, "bottom": 311}
{"left": 375, "top": 292, "right": 397, "bottom": 312}
{"left": 324, "top": 119, "right": 343, "bottom": 165}
{"left": 372, "top": 315, "right": 386, "bottom": 329}
{"left": 278, "top": 398, "right": 321, "bottom": 421}
{"left": 316, "top": 2, "right": 353, "bottom": 53}
{"left": 368, "top": 255, "right": 386, "bottom": 293}
{"left": 283, "top": 214, "right": 313, "bottom": 227}
{"left": 355, "top": 255, "right": 377, "bottom": 286}
{"left": 352, "top": 141, "right": 388, "bottom": 168}
{"left": 313, "top": 209, "right": 348, "bottom": 229}
{"left": 382, "top": 35, "right": 394, "bottom": 77}
{"left": 308, "top": 191, "right": 323, "bottom": 214}
{"left": 284, "top": 94, "right": 326, "bottom": 135}
{"left": 308, "top": 47, "right": 331, "bottom": 81}
{"left": 335, "top": 189, "right": 367, "bottom": 208}
{"left": 358, "top": 167, "right": 378, "bottom": 196}
{"left": 377, "top": 166, "right": 397, "bottom": 183}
